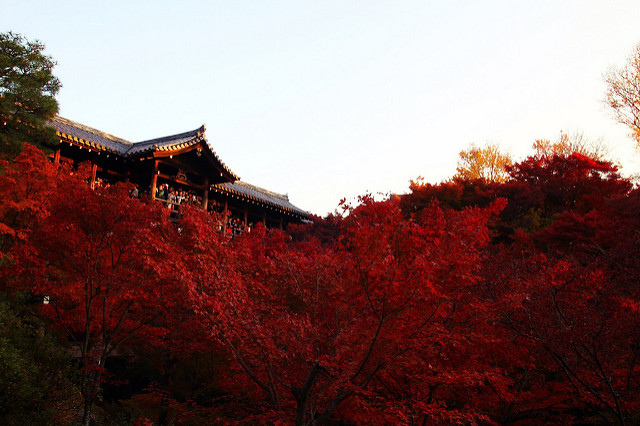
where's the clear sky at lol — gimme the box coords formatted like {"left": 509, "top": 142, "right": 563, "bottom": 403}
{"left": 4, "top": 1, "right": 640, "bottom": 215}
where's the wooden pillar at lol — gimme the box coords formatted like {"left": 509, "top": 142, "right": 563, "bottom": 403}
{"left": 53, "top": 149, "right": 61, "bottom": 165}
{"left": 202, "top": 178, "right": 209, "bottom": 210}
{"left": 223, "top": 200, "right": 228, "bottom": 216}
{"left": 243, "top": 206, "right": 248, "bottom": 226}
{"left": 150, "top": 160, "right": 158, "bottom": 200}
{"left": 90, "top": 163, "right": 97, "bottom": 189}
{"left": 262, "top": 211, "right": 267, "bottom": 226}
{"left": 279, "top": 216, "right": 284, "bottom": 230}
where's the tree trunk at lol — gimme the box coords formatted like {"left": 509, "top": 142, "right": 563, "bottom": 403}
{"left": 82, "top": 395, "right": 94, "bottom": 426}
{"left": 294, "top": 362, "right": 321, "bottom": 426}
{"left": 81, "top": 363, "right": 102, "bottom": 425}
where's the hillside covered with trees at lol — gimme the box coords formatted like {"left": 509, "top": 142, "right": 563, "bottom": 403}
{"left": 2, "top": 33, "right": 640, "bottom": 425}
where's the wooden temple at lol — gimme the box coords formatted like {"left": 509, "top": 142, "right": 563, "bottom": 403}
{"left": 48, "top": 116, "right": 309, "bottom": 228}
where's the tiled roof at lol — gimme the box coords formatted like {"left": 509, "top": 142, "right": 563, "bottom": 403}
{"left": 213, "top": 181, "right": 309, "bottom": 217}
{"left": 126, "top": 125, "right": 206, "bottom": 156}
{"left": 126, "top": 124, "right": 238, "bottom": 180}
{"left": 48, "top": 116, "right": 307, "bottom": 217}
{"left": 49, "top": 116, "right": 238, "bottom": 180}
{"left": 49, "top": 116, "right": 132, "bottom": 154}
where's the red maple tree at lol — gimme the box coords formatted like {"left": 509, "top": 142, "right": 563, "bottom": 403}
{"left": 7, "top": 156, "right": 184, "bottom": 425}
{"left": 0, "top": 143, "right": 63, "bottom": 256}
{"left": 180, "top": 196, "right": 506, "bottom": 424}
{"left": 3, "top": 144, "right": 640, "bottom": 424}
{"left": 478, "top": 154, "right": 640, "bottom": 424}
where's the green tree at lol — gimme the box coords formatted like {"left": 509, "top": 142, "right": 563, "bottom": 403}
{"left": 0, "top": 292, "right": 80, "bottom": 424}
{"left": 0, "top": 32, "right": 60, "bottom": 158}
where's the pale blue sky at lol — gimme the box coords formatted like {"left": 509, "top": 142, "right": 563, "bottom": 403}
{"left": 4, "top": 1, "right": 640, "bottom": 215}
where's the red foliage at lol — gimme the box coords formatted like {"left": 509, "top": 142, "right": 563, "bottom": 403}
{"left": 2, "top": 144, "right": 640, "bottom": 424}
{"left": 481, "top": 154, "right": 640, "bottom": 424}
{"left": 0, "top": 143, "right": 63, "bottom": 255}
{"left": 504, "top": 153, "right": 630, "bottom": 218}
{"left": 181, "top": 195, "right": 507, "bottom": 424}
{"left": 4, "top": 147, "right": 186, "bottom": 424}
{"left": 483, "top": 242, "right": 640, "bottom": 424}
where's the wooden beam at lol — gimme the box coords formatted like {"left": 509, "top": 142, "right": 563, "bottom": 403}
{"left": 150, "top": 160, "right": 159, "bottom": 200}
{"left": 202, "top": 178, "right": 209, "bottom": 210}
{"left": 156, "top": 172, "right": 204, "bottom": 190}
{"left": 90, "top": 163, "right": 97, "bottom": 190}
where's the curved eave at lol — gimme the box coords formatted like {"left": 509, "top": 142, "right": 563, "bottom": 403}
{"left": 201, "top": 137, "right": 239, "bottom": 181}
{"left": 211, "top": 184, "right": 309, "bottom": 219}
{"left": 128, "top": 128, "right": 239, "bottom": 181}
{"left": 147, "top": 138, "right": 202, "bottom": 157}
{"left": 57, "top": 131, "right": 121, "bottom": 155}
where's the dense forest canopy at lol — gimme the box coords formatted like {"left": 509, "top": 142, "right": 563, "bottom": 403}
{"left": 2, "top": 33, "right": 640, "bottom": 425}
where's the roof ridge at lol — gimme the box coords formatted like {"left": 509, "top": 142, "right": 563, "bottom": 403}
{"left": 53, "top": 115, "right": 133, "bottom": 146}
{"left": 134, "top": 124, "right": 206, "bottom": 146}
{"left": 235, "top": 181, "right": 289, "bottom": 201}
{"left": 51, "top": 117, "right": 239, "bottom": 182}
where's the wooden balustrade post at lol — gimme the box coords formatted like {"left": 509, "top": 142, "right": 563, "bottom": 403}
{"left": 90, "top": 163, "right": 97, "bottom": 189}
{"left": 150, "top": 160, "right": 158, "bottom": 200}
{"left": 202, "top": 178, "right": 209, "bottom": 210}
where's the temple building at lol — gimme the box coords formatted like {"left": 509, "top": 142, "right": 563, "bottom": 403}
{"left": 48, "top": 116, "right": 309, "bottom": 228}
